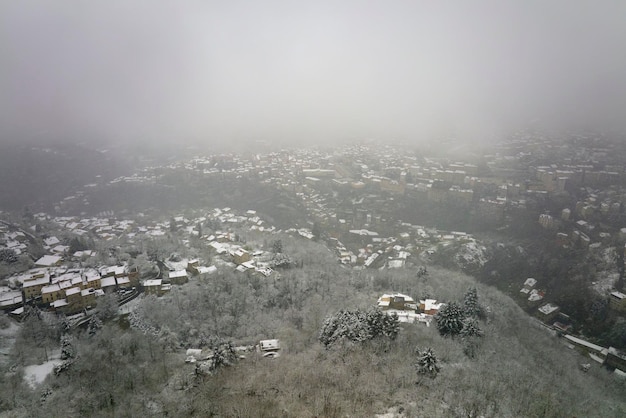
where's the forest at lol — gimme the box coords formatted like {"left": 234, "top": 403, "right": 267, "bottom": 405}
{"left": 1, "top": 234, "right": 625, "bottom": 417}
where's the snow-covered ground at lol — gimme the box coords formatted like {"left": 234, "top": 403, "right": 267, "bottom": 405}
{"left": 23, "top": 349, "right": 62, "bottom": 389}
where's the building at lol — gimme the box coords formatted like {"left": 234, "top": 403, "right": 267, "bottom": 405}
{"left": 609, "top": 291, "right": 626, "bottom": 312}
{"left": 538, "top": 303, "right": 560, "bottom": 322}
{"left": 65, "top": 287, "right": 82, "bottom": 312}
{"left": 606, "top": 347, "right": 626, "bottom": 372}
{"left": 34, "top": 255, "right": 62, "bottom": 267}
{"left": 41, "top": 283, "right": 63, "bottom": 304}
{"left": 419, "top": 299, "right": 444, "bottom": 315}
{"left": 377, "top": 293, "right": 418, "bottom": 311}
{"left": 168, "top": 270, "right": 189, "bottom": 285}
{"left": 232, "top": 248, "right": 251, "bottom": 265}
{"left": 22, "top": 276, "right": 51, "bottom": 300}
{"left": 259, "top": 339, "right": 281, "bottom": 358}
{"left": 144, "top": 279, "right": 167, "bottom": 296}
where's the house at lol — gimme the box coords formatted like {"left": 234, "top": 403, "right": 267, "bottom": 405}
{"left": 41, "top": 283, "right": 63, "bottom": 304}
{"left": 186, "top": 260, "right": 199, "bottom": 274}
{"left": 538, "top": 303, "right": 560, "bottom": 322}
{"left": 34, "top": 255, "right": 62, "bottom": 267}
{"left": 100, "top": 265, "right": 127, "bottom": 279}
{"left": 419, "top": 299, "right": 444, "bottom": 315}
{"left": 144, "top": 279, "right": 167, "bottom": 296}
{"left": 50, "top": 298, "right": 69, "bottom": 313}
{"left": 116, "top": 276, "right": 131, "bottom": 289}
{"left": 232, "top": 248, "right": 251, "bottom": 265}
{"left": 609, "top": 291, "right": 626, "bottom": 312}
{"left": 43, "top": 236, "right": 61, "bottom": 247}
{"left": 0, "top": 292, "right": 23, "bottom": 311}
{"left": 81, "top": 288, "right": 97, "bottom": 309}
{"left": 85, "top": 272, "right": 102, "bottom": 290}
{"left": 377, "top": 293, "right": 418, "bottom": 311}
{"left": 22, "top": 276, "right": 51, "bottom": 300}
{"left": 65, "top": 287, "right": 82, "bottom": 311}
{"left": 259, "top": 339, "right": 281, "bottom": 358}
{"left": 100, "top": 276, "right": 117, "bottom": 293}
{"left": 606, "top": 347, "right": 626, "bottom": 372}
{"left": 168, "top": 270, "right": 188, "bottom": 285}
{"left": 527, "top": 289, "right": 545, "bottom": 306}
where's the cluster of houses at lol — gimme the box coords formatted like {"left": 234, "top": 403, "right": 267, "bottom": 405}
{"left": 521, "top": 274, "right": 626, "bottom": 332}
{"left": 376, "top": 292, "right": 443, "bottom": 326}
{"left": 0, "top": 224, "right": 29, "bottom": 256}
{"left": 1, "top": 205, "right": 290, "bottom": 318}
{"left": 11, "top": 262, "right": 138, "bottom": 315}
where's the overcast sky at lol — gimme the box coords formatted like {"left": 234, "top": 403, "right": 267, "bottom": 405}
{"left": 2, "top": 1, "right": 625, "bottom": 147}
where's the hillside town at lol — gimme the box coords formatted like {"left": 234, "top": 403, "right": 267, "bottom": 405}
{"left": 1, "top": 131, "right": 626, "bottom": 377}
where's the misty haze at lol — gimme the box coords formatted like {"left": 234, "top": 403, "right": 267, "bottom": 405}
{"left": 1, "top": 2, "right": 626, "bottom": 417}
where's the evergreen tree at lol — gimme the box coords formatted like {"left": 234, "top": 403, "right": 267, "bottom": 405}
{"left": 415, "top": 347, "right": 440, "bottom": 378}
{"left": 366, "top": 309, "right": 400, "bottom": 340}
{"left": 435, "top": 302, "right": 465, "bottom": 337}
{"left": 87, "top": 315, "right": 103, "bottom": 336}
{"left": 319, "top": 308, "right": 399, "bottom": 348}
{"left": 460, "top": 317, "right": 483, "bottom": 339}
{"left": 272, "top": 239, "right": 283, "bottom": 254}
{"left": 60, "top": 335, "right": 75, "bottom": 360}
{"left": 463, "top": 287, "right": 482, "bottom": 318}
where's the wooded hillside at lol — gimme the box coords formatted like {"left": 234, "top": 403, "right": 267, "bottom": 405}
{"left": 1, "top": 236, "right": 624, "bottom": 417}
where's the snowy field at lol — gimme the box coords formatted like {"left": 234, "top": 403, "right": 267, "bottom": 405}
{"left": 23, "top": 349, "right": 62, "bottom": 389}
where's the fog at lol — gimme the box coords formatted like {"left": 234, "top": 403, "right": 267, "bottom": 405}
{"left": 2, "top": 1, "right": 625, "bottom": 148}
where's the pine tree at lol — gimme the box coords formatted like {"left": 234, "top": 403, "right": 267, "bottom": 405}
{"left": 271, "top": 239, "right": 283, "bottom": 254}
{"left": 415, "top": 347, "right": 440, "bottom": 378}
{"left": 319, "top": 308, "right": 399, "bottom": 348}
{"left": 87, "top": 315, "right": 102, "bottom": 336}
{"left": 60, "top": 334, "right": 75, "bottom": 360}
{"left": 463, "top": 287, "right": 482, "bottom": 318}
{"left": 435, "top": 301, "right": 465, "bottom": 337}
{"left": 460, "top": 317, "right": 483, "bottom": 339}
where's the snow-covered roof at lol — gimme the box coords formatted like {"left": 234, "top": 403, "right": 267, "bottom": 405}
{"left": 420, "top": 299, "right": 443, "bottom": 312}
{"left": 65, "top": 287, "right": 81, "bottom": 296}
{"left": 197, "top": 265, "right": 217, "bottom": 275}
{"left": 538, "top": 303, "right": 559, "bottom": 315}
{"left": 35, "top": 255, "right": 62, "bottom": 267}
{"left": 41, "top": 283, "right": 61, "bottom": 294}
{"left": 260, "top": 339, "right": 280, "bottom": 351}
{"left": 23, "top": 276, "right": 50, "bottom": 288}
{"left": 51, "top": 299, "right": 68, "bottom": 308}
{"left": 101, "top": 276, "right": 117, "bottom": 288}
{"left": 524, "top": 278, "right": 537, "bottom": 288}
{"left": 169, "top": 270, "right": 188, "bottom": 279}
{"left": 116, "top": 276, "right": 130, "bottom": 285}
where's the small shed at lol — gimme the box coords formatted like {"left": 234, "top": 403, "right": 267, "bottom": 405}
{"left": 259, "top": 339, "right": 280, "bottom": 352}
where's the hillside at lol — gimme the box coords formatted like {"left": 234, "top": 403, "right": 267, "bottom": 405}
{"left": 1, "top": 234, "right": 624, "bottom": 417}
